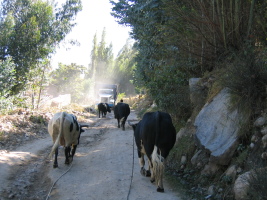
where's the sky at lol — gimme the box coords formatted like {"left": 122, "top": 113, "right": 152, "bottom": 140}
{"left": 50, "top": 0, "right": 131, "bottom": 69}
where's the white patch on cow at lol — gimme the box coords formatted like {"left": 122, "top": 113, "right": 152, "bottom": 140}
{"left": 139, "top": 140, "right": 146, "bottom": 167}
{"left": 140, "top": 140, "right": 146, "bottom": 154}
{"left": 152, "top": 145, "right": 164, "bottom": 189}
{"left": 139, "top": 155, "right": 145, "bottom": 168}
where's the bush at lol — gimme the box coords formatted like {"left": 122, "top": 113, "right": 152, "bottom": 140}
{"left": 167, "top": 135, "right": 196, "bottom": 170}
{"left": 29, "top": 115, "right": 46, "bottom": 124}
{"left": 117, "top": 93, "right": 126, "bottom": 102}
{"left": 0, "top": 57, "right": 16, "bottom": 97}
{"left": 220, "top": 51, "right": 267, "bottom": 115}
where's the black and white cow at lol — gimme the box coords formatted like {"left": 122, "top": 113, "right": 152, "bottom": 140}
{"left": 48, "top": 112, "right": 88, "bottom": 168}
{"left": 130, "top": 111, "right": 176, "bottom": 192}
{"left": 98, "top": 103, "right": 111, "bottom": 118}
{"left": 114, "top": 102, "right": 130, "bottom": 130}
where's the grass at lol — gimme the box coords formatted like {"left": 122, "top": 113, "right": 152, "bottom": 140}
{"left": 164, "top": 171, "right": 188, "bottom": 200}
{"left": 0, "top": 131, "right": 4, "bottom": 141}
{"left": 248, "top": 168, "right": 267, "bottom": 199}
{"left": 168, "top": 135, "right": 196, "bottom": 169}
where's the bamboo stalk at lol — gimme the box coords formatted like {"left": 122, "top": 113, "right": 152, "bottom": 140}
{"left": 247, "top": 0, "right": 255, "bottom": 38}
{"left": 221, "top": 0, "right": 226, "bottom": 48}
{"left": 234, "top": 0, "right": 240, "bottom": 40}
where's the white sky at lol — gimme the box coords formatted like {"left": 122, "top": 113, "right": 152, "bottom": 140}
{"left": 50, "top": 0, "right": 131, "bottom": 68}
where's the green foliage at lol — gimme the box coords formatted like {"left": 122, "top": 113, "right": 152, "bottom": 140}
{"left": 112, "top": 40, "right": 136, "bottom": 95}
{"left": 0, "top": 131, "right": 4, "bottom": 141}
{"left": 233, "top": 148, "right": 249, "bottom": 166}
{"left": 219, "top": 50, "right": 267, "bottom": 121}
{"left": 29, "top": 115, "right": 46, "bottom": 124}
{"left": 111, "top": 0, "right": 193, "bottom": 120}
{"left": 0, "top": 94, "right": 29, "bottom": 112}
{"left": 0, "top": 0, "right": 82, "bottom": 95}
{"left": 89, "top": 28, "right": 114, "bottom": 82}
{"left": 111, "top": 0, "right": 267, "bottom": 122}
{"left": 117, "top": 93, "right": 126, "bottom": 101}
{"left": 0, "top": 57, "right": 16, "bottom": 97}
{"left": 167, "top": 135, "right": 196, "bottom": 170}
{"left": 49, "top": 63, "right": 86, "bottom": 103}
{"left": 89, "top": 29, "right": 136, "bottom": 97}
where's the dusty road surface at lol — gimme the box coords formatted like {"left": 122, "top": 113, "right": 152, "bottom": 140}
{"left": 0, "top": 111, "right": 182, "bottom": 200}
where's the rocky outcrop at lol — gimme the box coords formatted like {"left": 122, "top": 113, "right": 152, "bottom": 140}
{"left": 194, "top": 88, "right": 244, "bottom": 166}
{"left": 176, "top": 78, "right": 267, "bottom": 199}
{"left": 233, "top": 171, "right": 252, "bottom": 200}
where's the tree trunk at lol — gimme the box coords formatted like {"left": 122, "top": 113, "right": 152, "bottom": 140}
{"left": 36, "top": 69, "right": 45, "bottom": 110}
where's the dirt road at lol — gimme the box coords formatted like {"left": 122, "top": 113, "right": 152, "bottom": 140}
{"left": 0, "top": 111, "right": 182, "bottom": 200}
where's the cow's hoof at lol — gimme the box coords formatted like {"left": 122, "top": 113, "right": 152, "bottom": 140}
{"left": 53, "top": 164, "right": 58, "bottom": 168}
{"left": 65, "top": 157, "right": 73, "bottom": 165}
{"left": 140, "top": 168, "right": 147, "bottom": 176}
{"left": 157, "top": 187, "right": 164, "bottom": 193}
{"left": 150, "top": 178, "right": 155, "bottom": 183}
{"left": 145, "top": 170, "right": 151, "bottom": 177}
{"left": 69, "top": 157, "right": 73, "bottom": 163}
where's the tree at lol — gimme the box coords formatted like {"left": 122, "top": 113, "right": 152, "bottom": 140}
{"left": 112, "top": 39, "right": 136, "bottom": 95}
{"left": 49, "top": 63, "right": 86, "bottom": 103}
{"left": 89, "top": 28, "right": 114, "bottom": 83}
{"left": 111, "top": 0, "right": 191, "bottom": 117}
{"left": 0, "top": 56, "right": 16, "bottom": 98}
{"left": 27, "top": 59, "right": 51, "bottom": 109}
{"left": 0, "top": 0, "right": 82, "bottom": 95}
{"left": 110, "top": 0, "right": 267, "bottom": 119}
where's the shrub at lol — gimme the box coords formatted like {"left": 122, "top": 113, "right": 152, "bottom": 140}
{"left": 167, "top": 135, "right": 196, "bottom": 170}
{"left": 220, "top": 51, "right": 267, "bottom": 116}
{"left": 117, "top": 93, "right": 126, "bottom": 102}
{"left": 29, "top": 115, "right": 46, "bottom": 124}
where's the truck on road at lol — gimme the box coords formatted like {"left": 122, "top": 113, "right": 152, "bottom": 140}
{"left": 95, "top": 83, "right": 118, "bottom": 108}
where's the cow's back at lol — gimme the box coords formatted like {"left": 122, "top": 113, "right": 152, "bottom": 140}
{"left": 98, "top": 103, "right": 106, "bottom": 111}
{"left": 136, "top": 111, "right": 176, "bottom": 158}
{"left": 48, "top": 112, "right": 80, "bottom": 146}
{"left": 48, "top": 112, "right": 62, "bottom": 143}
{"left": 114, "top": 103, "right": 130, "bottom": 119}
{"left": 62, "top": 114, "right": 80, "bottom": 146}
{"left": 136, "top": 112, "right": 157, "bottom": 155}
{"left": 157, "top": 112, "right": 176, "bottom": 157}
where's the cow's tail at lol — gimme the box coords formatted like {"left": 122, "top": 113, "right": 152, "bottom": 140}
{"left": 49, "top": 112, "right": 65, "bottom": 159}
{"left": 152, "top": 111, "right": 164, "bottom": 186}
{"left": 152, "top": 145, "right": 164, "bottom": 187}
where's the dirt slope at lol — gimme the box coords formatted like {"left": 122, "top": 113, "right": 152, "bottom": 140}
{"left": 0, "top": 111, "right": 182, "bottom": 200}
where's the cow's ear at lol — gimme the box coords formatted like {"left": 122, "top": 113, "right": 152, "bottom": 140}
{"left": 128, "top": 121, "right": 138, "bottom": 130}
{"left": 131, "top": 124, "right": 138, "bottom": 131}
{"left": 80, "top": 128, "right": 85, "bottom": 133}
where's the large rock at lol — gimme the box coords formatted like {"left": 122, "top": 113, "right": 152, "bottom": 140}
{"left": 234, "top": 171, "right": 251, "bottom": 200}
{"left": 194, "top": 88, "right": 244, "bottom": 165}
{"left": 50, "top": 94, "right": 71, "bottom": 108}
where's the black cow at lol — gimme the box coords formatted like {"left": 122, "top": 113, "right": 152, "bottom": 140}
{"left": 130, "top": 111, "right": 176, "bottom": 192}
{"left": 98, "top": 103, "right": 111, "bottom": 118}
{"left": 114, "top": 102, "right": 130, "bottom": 130}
